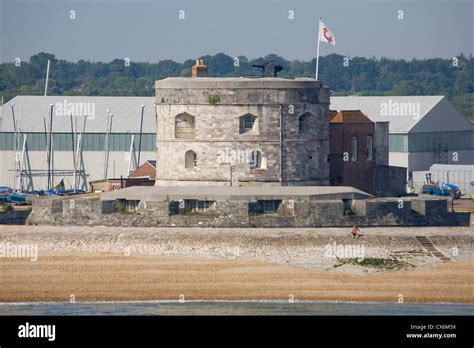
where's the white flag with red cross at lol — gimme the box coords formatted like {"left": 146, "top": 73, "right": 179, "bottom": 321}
{"left": 319, "top": 20, "right": 336, "bottom": 47}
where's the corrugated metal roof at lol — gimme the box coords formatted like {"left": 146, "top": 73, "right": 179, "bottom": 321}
{"left": 0, "top": 94, "right": 447, "bottom": 134}
{"left": 0, "top": 96, "right": 156, "bottom": 133}
{"left": 330, "top": 95, "right": 445, "bottom": 133}
{"left": 429, "top": 164, "right": 474, "bottom": 171}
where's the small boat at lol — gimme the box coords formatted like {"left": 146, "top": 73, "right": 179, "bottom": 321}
{"left": 0, "top": 186, "right": 13, "bottom": 195}
{"left": 9, "top": 192, "right": 32, "bottom": 205}
{"left": 45, "top": 189, "right": 66, "bottom": 195}
{"left": 65, "top": 189, "right": 86, "bottom": 195}
{"left": 0, "top": 195, "right": 11, "bottom": 204}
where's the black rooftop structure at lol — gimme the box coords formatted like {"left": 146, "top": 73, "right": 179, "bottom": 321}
{"left": 252, "top": 60, "right": 284, "bottom": 77}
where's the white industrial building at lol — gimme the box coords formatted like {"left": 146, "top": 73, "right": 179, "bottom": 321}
{"left": 331, "top": 96, "right": 474, "bottom": 178}
{"left": 412, "top": 164, "right": 474, "bottom": 196}
{"left": 1, "top": 94, "right": 473, "bottom": 192}
{"left": 0, "top": 96, "right": 156, "bottom": 191}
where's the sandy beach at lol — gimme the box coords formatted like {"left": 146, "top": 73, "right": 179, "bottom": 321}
{"left": 0, "top": 225, "right": 473, "bottom": 303}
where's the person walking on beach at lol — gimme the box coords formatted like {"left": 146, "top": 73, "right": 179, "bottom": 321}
{"left": 351, "top": 225, "right": 361, "bottom": 239}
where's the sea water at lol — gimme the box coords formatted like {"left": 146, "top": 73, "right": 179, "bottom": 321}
{"left": 0, "top": 301, "right": 472, "bottom": 316}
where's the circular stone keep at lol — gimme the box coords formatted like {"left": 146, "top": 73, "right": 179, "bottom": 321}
{"left": 154, "top": 77, "right": 330, "bottom": 186}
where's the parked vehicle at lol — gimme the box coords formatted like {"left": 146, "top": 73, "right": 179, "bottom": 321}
{"left": 421, "top": 182, "right": 462, "bottom": 198}
{"left": 420, "top": 173, "right": 462, "bottom": 199}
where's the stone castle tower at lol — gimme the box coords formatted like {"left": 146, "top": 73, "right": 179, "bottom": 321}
{"left": 154, "top": 62, "right": 331, "bottom": 186}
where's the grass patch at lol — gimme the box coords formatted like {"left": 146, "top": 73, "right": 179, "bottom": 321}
{"left": 116, "top": 202, "right": 135, "bottom": 215}
{"left": 208, "top": 95, "right": 221, "bottom": 105}
{"left": 116, "top": 202, "right": 126, "bottom": 213}
{"left": 3, "top": 204, "right": 13, "bottom": 212}
{"left": 344, "top": 207, "right": 355, "bottom": 216}
{"left": 337, "top": 257, "right": 412, "bottom": 270}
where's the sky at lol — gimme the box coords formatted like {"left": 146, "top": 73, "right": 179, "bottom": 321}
{"left": 0, "top": 0, "right": 473, "bottom": 63}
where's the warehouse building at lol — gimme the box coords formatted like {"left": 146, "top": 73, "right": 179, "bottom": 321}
{"left": 0, "top": 96, "right": 156, "bottom": 191}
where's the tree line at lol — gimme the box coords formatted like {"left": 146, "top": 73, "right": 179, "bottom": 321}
{"left": 1, "top": 52, "right": 472, "bottom": 118}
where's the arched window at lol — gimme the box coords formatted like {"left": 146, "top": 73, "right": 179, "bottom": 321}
{"left": 175, "top": 113, "right": 195, "bottom": 139}
{"left": 367, "top": 136, "right": 373, "bottom": 161}
{"left": 351, "top": 137, "right": 358, "bottom": 162}
{"left": 185, "top": 150, "right": 197, "bottom": 169}
{"left": 239, "top": 114, "right": 257, "bottom": 134}
{"left": 298, "top": 112, "right": 313, "bottom": 135}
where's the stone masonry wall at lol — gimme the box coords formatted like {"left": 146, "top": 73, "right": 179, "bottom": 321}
{"left": 374, "top": 165, "right": 407, "bottom": 197}
{"left": 155, "top": 79, "right": 330, "bottom": 186}
{"left": 26, "top": 195, "right": 470, "bottom": 227}
{"left": 0, "top": 211, "right": 30, "bottom": 225}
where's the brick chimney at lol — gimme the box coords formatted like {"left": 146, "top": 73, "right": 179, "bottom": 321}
{"left": 192, "top": 59, "right": 208, "bottom": 77}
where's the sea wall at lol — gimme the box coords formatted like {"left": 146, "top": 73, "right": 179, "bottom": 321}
{"left": 26, "top": 195, "right": 470, "bottom": 227}
{"left": 0, "top": 210, "right": 30, "bottom": 225}
{"left": 374, "top": 165, "right": 407, "bottom": 197}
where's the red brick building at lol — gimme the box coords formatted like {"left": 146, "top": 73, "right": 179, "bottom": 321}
{"left": 329, "top": 110, "right": 376, "bottom": 194}
{"left": 89, "top": 177, "right": 155, "bottom": 192}
{"left": 129, "top": 160, "right": 157, "bottom": 179}
{"left": 89, "top": 161, "right": 157, "bottom": 192}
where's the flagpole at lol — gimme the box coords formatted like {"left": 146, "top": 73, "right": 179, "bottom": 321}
{"left": 316, "top": 17, "right": 322, "bottom": 80}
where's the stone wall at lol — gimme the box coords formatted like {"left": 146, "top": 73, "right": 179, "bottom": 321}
{"left": 374, "top": 122, "right": 389, "bottom": 166}
{"left": 0, "top": 210, "right": 30, "bottom": 225}
{"left": 27, "top": 197, "right": 65, "bottom": 225}
{"left": 26, "top": 195, "right": 470, "bottom": 228}
{"left": 374, "top": 165, "right": 407, "bottom": 197}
